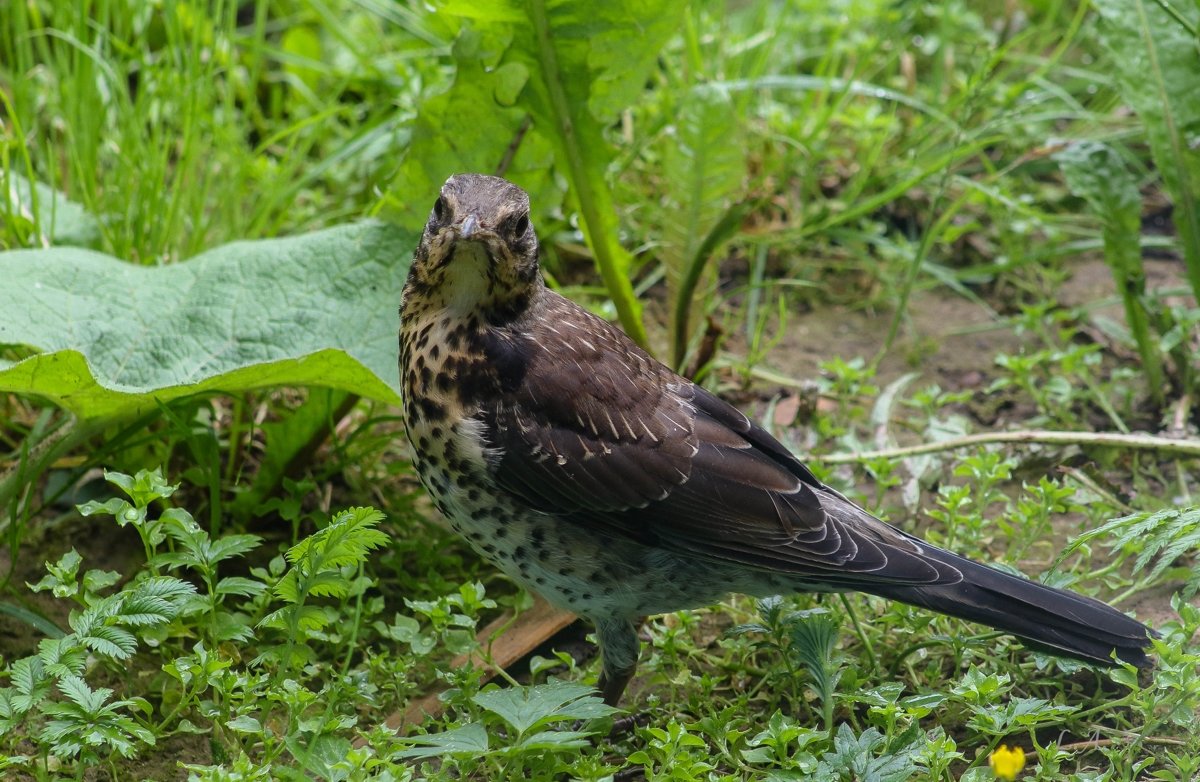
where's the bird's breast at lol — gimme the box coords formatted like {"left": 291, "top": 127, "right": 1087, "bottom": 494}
{"left": 400, "top": 305, "right": 502, "bottom": 507}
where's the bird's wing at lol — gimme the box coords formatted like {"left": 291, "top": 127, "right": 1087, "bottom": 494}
{"left": 479, "top": 294, "right": 954, "bottom": 585}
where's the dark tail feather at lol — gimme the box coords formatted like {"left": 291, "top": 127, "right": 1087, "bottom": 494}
{"left": 870, "top": 547, "right": 1154, "bottom": 668}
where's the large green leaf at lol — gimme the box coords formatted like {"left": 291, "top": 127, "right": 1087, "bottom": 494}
{"left": 388, "top": 26, "right": 557, "bottom": 230}
{"left": 389, "top": 0, "right": 686, "bottom": 349}
{"left": 0, "top": 221, "right": 414, "bottom": 419}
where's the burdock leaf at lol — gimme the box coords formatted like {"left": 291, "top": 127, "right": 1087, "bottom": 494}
{"left": 0, "top": 221, "right": 415, "bottom": 419}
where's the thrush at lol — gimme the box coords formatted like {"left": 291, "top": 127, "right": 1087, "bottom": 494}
{"left": 398, "top": 173, "right": 1154, "bottom": 706}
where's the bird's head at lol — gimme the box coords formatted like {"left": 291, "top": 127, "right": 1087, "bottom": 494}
{"left": 406, "top": 173, "right": 541, "bottom": 319}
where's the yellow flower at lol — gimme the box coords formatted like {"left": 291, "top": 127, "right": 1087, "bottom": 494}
{"left": 989, "top": 744, "right": 1026, "bottom": 781}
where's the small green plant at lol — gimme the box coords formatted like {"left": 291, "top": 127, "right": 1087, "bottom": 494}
{"left": 5, "top": 560, "right": 194, "bottom": 773}
{"left": 257, "top": 506, "right": 389, "bottom": 671}
{"left": 1064, "top": 507, "right": 1200, "bottom": 604}
{"left": 629, "top": 719, "right": 718, "bottom": 781}
{"left": 731, "top": 598, "right": 846, "bottom": 733}
{"left": 396, "top": 680, "right": 616, "bottom": 778}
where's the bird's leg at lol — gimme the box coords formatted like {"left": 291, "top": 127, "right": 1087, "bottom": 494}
{"left": 594, "top": 617, "right": 642, "bottom": 707}
{"left": 597, "top": 664, "right": 636, "bottom": 708}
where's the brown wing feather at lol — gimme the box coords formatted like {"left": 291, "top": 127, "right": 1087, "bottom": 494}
{"left": 480, "top": 290, "right": 958, "bottom": 586}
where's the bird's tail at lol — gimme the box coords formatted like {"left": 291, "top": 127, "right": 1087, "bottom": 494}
{"left": 868, "top": 544, "right": 1154, "bottom": 668}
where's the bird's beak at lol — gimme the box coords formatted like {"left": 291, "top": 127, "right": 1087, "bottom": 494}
{"left": 458, "top": 213, "right": 479, "bottom": 240}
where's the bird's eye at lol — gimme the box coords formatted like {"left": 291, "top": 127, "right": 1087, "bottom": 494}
{"left": 511, "top": 213, "right": 530, "bottom": 236}
{"left": 432, "top": 197, "right": 446, "bottom": 222}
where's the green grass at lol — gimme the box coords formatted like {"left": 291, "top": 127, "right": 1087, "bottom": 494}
{"left": 2, "top": 0, "right": 1199, "bottom": 780}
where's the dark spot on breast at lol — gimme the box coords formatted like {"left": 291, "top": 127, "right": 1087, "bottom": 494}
{"left": 417, "top": 398, "right": 445, "bottom": 421}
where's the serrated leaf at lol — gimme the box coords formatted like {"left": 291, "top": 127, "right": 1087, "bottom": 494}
{"left": 10, "top": 657, "right": 50, "bottom": 708}
{"left": 472, "top": 680, "right": 614, "bottom": 734}
{"left": 132, "top": 576, "right": 198, "bottom": 604}
{"left": 116, "top": 611, "right": 171, "bottom": 628}
{"left": 661, "top": 85, "right": 746, "bottom": 367}
{"left": 285, "top": 507, "right": 388, "bottom": 575}
{"left": 81, "top": 625, "right": 138, "bottom": 660}
{"left": 208, "top": 535, "right": 264, "bottom": 563}
{"left": 263, "top": 605, "right": 331, "bottom": 633}
{"left": 212, "top": 612, "right": 256, "bottom": 643}
{"left": 293, "top": 605, "right": 331, "bottom": 632}
{"left": 394, "top": 722, "right": 489, "bottom": 758}
{"left": 513, "top": 728, "right": 593, "bottom": 751}
{"left": 302, "top": 571, "right": 351, "bottom": 599}
{"left": 271, "top": 567, "right": 301, "bottom": 605}
{"left": 820, "top": 724, "right": 920, "bottom": 782}
{"left": 215, "top": 577, "right": 267, "bottom": 598}
{"left": 1066, "top": 507, "right": 1200, "bottom": 597}
{"left": 0, "top": 221, "right": 414, "bottom": 419}
{"left": 257, "top": 607, "right": 291, "bottom": 631}
{"left": 37, "top": 637, "right": 87, "bottom": 678}
{"left": 69, "top": 597, "right": 120, "bottom": 635}
{"left": 788, "top": 610, "right": 842, "bottom": 708}
{"left": 57, "top": 675, "right": 108, "bottom": 712}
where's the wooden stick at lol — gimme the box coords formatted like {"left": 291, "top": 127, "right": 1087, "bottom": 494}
{"left": 815, "top": 429, "right": 1200, "bottom": 464}
{"left": 361, "top": 595, "right": 577, "bottom": 741}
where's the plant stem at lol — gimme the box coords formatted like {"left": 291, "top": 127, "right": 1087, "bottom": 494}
{"left": 526, "top": 0, "right": 648, "bottom": 349}
{"left": 838, "top": 594, "right": 877, "bottom": 674}
{"left": 815, "top": 429, "right": 1200, "bottom": 464}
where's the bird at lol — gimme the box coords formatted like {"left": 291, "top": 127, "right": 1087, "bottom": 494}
{"left": 398, "top": 172, "right": 1154, "bottom": 707}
